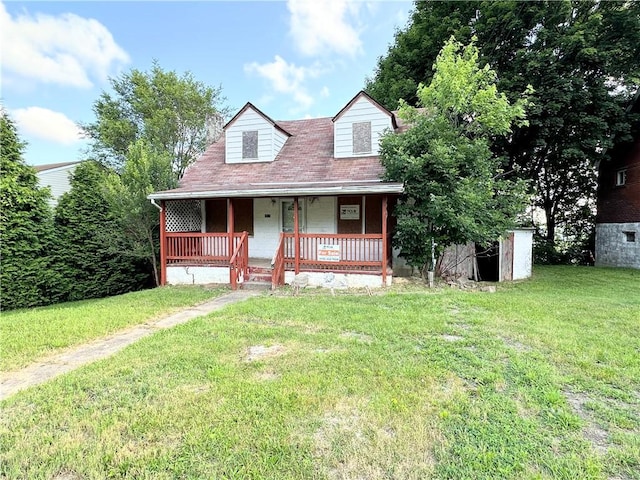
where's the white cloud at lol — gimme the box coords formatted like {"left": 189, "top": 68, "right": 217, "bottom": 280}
{"left": 0, "top": 2, "right": 129, "bottom": 88}
{"left": 245, "top": 55, "right": 323, "bottom": 110}
{"left": 287, "top": 0, "right": 362, "bottom": 57}
{"left": 320, "top": 86, "right": 330, "bottom": 98}
{"left": 11, "top": 107, "right": 83, "bottom": 145}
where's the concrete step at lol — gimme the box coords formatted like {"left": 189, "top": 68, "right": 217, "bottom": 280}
{"left": 242, "top": 281, "right": 272, "bottom": 291}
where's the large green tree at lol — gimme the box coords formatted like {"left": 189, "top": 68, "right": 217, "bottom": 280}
{"left": 83, "top": 62, "right": 228, "bottom": 179}
{"left": 106, "top": 140, "right": 177, "bottom": 286}
{"left": 53, "top": 161, "right": 151, "bottom": 301}
{"left": 380, "top": 38, "right": 529, "bottom": 276}
{"left": 0, "top": 110, "right": 58, "bottom": 309}
{"left": 367, "top": 0, "right": 640, "bottom": 257}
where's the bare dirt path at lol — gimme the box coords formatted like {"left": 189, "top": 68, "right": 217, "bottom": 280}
{"left": 0, "top": 290, "right": 262, "bottom": 401}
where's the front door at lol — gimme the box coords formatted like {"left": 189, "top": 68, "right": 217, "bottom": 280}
{"left": 281, "top": 199, "right": 305, "bottom": 233}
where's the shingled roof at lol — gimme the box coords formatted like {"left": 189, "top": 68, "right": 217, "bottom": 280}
{"left": 150, "top": 115, "right": 403, "bottom": 200}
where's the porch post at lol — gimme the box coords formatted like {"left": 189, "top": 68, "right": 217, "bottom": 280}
{"left": 382, "top": 195, "right": 388, "bottom": 286}
{"left": 160, "top": 200, "right": 167, "bottom": 286}
{"left": 228, "top": 198, "right": 235, "bottom": 260}
{"left": 294, "top": 196, "right": 300, "bottom": 274}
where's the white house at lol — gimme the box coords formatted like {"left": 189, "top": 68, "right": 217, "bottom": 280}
{"left": 35, "top": 161, "right": 82, "bottom": 206}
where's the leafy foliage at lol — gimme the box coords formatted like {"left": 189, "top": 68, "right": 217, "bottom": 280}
{"left": 83, "top": 61, "right": 228, "bottom": 178}
{"left": 380, "top": 38, "right": 529, "bottom": 272}
{"left": 0, "top": 111, "right": 58, "bottom": 310}
{"left": 367, "top": 0, "right": 640, "bottom": 262}
{"left": 52, "top": 161, "right": 151, "bottom": 301}
{"left": 106, "top": 140, "right": 177, "bottom": 286}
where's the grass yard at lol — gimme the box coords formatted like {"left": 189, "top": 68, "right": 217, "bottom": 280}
{"left": 0, "top": 286, "right": 226, "bottom": 371}
{"left": 1, "top": 266, "right": 639, "bottom": 479}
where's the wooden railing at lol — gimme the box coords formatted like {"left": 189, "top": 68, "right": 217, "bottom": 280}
{"left": 229, "top": 231, "right": 249, "bottom": 290}
{"left": 165, "top": 232, "right": 244, "bottom": 265}
{"left": 271, "top": 234, "right": 286, "bottom": 289}
{"left": 282, "top": 233, "right": 385, "bottom": 272}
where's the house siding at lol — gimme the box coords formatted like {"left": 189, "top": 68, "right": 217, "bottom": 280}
{"left": 37, "top": 164, "right": 79, "bottom": 206}
{"left": 225, "top": 108, "right": 280, "bottom": 163}
{"left": 334, "top": 97, "right": 393, "bottom": 158}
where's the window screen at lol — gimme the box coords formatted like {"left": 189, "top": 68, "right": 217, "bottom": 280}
{"left": 242, "top": 131, "right": 258, "bottom": 159}
{"left": 352, "top": 122, "right": 372, "bottom": 154}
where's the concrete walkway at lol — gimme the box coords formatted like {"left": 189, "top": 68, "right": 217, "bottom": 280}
{"left": 0, "top": 290, "right": 262, "bottom": 401}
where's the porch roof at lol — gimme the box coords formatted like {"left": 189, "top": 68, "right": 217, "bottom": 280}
{"left": 149, "top": 116, "right": 405, "bottom": 201}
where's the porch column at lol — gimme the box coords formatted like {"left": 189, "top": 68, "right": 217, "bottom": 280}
{"left": 160, "top": 200, "right": 167, "bottom": 286}
{"left": 228, "top": 198, "right": 235, "bottom": 260}
{"left": 294, "top": 196, "right": 300, "bottom": 274}
{"left": 382, "top": 195, "right": 388, "bottom": 286}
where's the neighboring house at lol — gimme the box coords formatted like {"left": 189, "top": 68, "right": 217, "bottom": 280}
{"left": 595, "top": 95, "right": 640, "bottom": 269}
{"left": 149, "top": 91, "right": 403, "bottom": 289}
{"left": 35, "top": 161, "right": 82, "bottom": 206}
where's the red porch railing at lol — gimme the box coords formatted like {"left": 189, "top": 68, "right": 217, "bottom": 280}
{"left": 271, "top": 234, "right": 286, "bottom": 289}
{"left": 282, "top": 233, "right": 386, "bottom": 273}
{"left": 165, "top": 232, "right": 244, "bottom": 265}
{"left": 230, "top": 232, "right": 249, "bottom": 290}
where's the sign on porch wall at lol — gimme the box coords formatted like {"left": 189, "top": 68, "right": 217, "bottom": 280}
{"left": 318, "top": 244, "right": 341, "bottom": 262}
{"left": 340, "top": 204, "right": 360, "bottom": 220}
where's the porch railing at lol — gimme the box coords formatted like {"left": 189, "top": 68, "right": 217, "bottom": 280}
{"left": 282, "top": 233, "right": 386, "bottom": 272}
{"left": 230, "top": 232, "right": 249, "bottom": 290}
{"left": 165, "top": 232, "right": 244, "bottom": 265}
{"left": 271, "top": 234, "right": 286, "bottom": 289}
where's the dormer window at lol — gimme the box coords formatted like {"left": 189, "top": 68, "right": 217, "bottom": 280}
{"left": 242, "top": 131, "right": 258, "bottom": 159}
{"left": 353, "top": 122, "right": 372, "bottom": 154}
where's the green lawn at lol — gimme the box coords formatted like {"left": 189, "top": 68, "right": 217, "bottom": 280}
{"left": 1, "top": 266, "right": 639, "bottom": 479}
{"left": 0, "top": 286, "right": 226, "bottom": 371}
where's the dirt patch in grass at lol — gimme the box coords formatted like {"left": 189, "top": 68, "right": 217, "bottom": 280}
{"left": 441, "top": 334, "right": 464, "bottom": 342}
{"left": 255, "top": 370, "right": 280, "bottom": 381}
{"left": 244, "top": 344, "right": 286, "bottom": 362}
{"left": 500, "top": 335, "right": 532, "bottom": 353}
{"left": 339, "top": 332, "right": 373, "bottom": 343}
{"left": 311, "top": 399, "right": 439, "bottom": 479}
{"left": 565, "top": 390, "right": 610, "bottom": 454}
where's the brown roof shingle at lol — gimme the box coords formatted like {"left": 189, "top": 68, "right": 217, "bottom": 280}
{"left": 158, "top": 116, "right": 400, "bottom": 197}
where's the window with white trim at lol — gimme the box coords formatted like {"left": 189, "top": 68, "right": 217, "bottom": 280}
{"left": 242, "top": 131, "right": 258, "bottom": 159}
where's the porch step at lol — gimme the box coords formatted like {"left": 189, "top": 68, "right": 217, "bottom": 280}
{"left": 242, "top": 281, "right": 272, "bottom": 291}
{"left": 248, "top": 265, "right": 273, "bottom": 283}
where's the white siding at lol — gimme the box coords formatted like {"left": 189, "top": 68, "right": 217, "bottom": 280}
{"left": 334, "top": 97, "right": 393, "bottom": 158}
{"left": 37, "top": 164, "right": 79, "bottom": 206}
{"left": 225, "top": 107, "right": 287, "bottom": 163}
{"left": 306, "top": 196, "right": 336, "bottom": 233}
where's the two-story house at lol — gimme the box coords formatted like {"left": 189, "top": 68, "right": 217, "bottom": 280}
{"left": 149, "top": 91, "right": 404, "bottom": 288}
{"left": 595, "top": 93, "right": 640, "bottom": 269}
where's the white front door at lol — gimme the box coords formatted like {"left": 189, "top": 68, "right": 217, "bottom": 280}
{"left": 281, "top": 199, "right": 305, "bottom": 233}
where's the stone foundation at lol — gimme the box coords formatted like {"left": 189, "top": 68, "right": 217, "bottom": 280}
{"left": 595, "top": 222, "right": 640, "bottom": 268}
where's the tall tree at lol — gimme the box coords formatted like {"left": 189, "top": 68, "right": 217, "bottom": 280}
{"left": 380, "top": 38, "right": 529, "bottom": 276}
{"left": 83, "top": 61, "right": 228, "bottom": 179}
{"left": 106, "top": 140, "right": 177, "bottom": 286}
{"left": 53, "top": 161, "right": 150, "bottom": 301}
{"left": 367, "top": 0, "right": 640, "bottom": 257}
{"left": 0, "top": 110, "right": 57, "bottom": 309}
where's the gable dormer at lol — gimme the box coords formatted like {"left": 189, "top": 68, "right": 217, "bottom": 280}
{"left": 224, "top": 103, "right": 290, "bottom": 164}
{"left": 332, "top": 91, "right": 397, "bottom": 159}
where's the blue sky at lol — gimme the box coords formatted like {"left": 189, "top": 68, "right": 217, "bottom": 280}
{"left": 1, "top": 0, "right": 412, "bottom": 166}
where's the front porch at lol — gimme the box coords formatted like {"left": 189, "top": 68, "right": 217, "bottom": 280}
{"left": 158, "top": 195, "right": 394, "bottom": 289}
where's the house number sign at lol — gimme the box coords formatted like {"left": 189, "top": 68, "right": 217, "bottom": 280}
{"left": 340, "top": 204, "right": 360, "bottom": 220}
